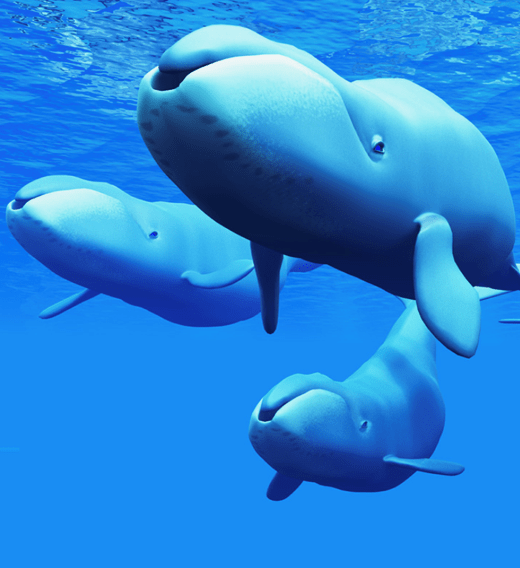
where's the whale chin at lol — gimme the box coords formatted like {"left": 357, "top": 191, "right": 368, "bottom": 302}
{"left": 248, "top": 389, "right": 356, "bottom": 479}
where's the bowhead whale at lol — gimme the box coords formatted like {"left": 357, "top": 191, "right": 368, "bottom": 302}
{"left": 6, "top": 175, "right": 319, "bottom": 326}
{"left": 249, "top": 287, "right": 510, "bottom": 500}
{"left": 137, "top": 24, "right": 520, "bottom": 357}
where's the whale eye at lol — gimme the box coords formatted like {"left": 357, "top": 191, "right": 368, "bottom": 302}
{"left": 359, "top": 420, "right": 369, "bottom": 432}
{"left": 372, "top": 141, "right": 385, "bottom": 154}
{"left": 149, "top": 231, "right": 159, "bottom": 239}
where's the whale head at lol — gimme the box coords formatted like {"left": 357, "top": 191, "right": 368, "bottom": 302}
{"left": 248, "top": 372, "right": 409, "bottom": 495}
{"left": 6, "top": 182, "right": 176, "bottom": 300}
{"left": 137, "top": 25, "right": 398, "bottom": 258}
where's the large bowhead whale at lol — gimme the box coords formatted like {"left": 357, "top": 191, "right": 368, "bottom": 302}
{"left": 137, "top": 24, "right": 520, "bottom": 357}
{"left": 248, "top": 287, "right": 510, "bottom": 500}
{"left": 6, "top": 175, "right": 318, "bottom": 326}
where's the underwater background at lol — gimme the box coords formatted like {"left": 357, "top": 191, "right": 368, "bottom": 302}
{"left": 1, "top": 0, "right": 519, "bottom": 566}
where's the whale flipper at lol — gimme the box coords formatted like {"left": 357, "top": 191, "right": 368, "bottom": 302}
{"left": 267, "top": 472, "right": 303, "bottom": 501}
{"left": 384, "top": 455, "right": 465, "bottom": 476}
{"left": 181, "top": 259, "right": 254, "bottom": 289}
{"left": 250, "top": 242, "right": 284, "bottom": 334}
{"left": 39, "top": 288, "right": 100, "bottom": 319}
{"left": 414, "top": 212, "right": 481, "bottom": 358}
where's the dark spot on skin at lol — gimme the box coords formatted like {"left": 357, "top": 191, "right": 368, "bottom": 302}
{"left": 222, "top": 142, "right": 233, "bottom": 148}
{"left": 150, "top": 108, "right": 160, "bottom": 117}
{"left": 42, "top": 227, "right": 50, "bottom": 232}
{"left": 201, "top": 114, "right": 218, "bottom": 124}
{"left": 215, "top": 129, "right": 229, "bottom": 138}
{"left": 144, "top": 137, "right": 156, "bottom": 145}
{"left": 269, "top": 174, "right": 281, "bottom": 182}
{"left": 223, "top": 153, "right": 240, "bottom": 160}
{"left": 285, "top": 178, "right": 295, "bottom": 185}
{"left": 241, "top": 163, "right": 250, "bottom": 168}
{"left": 255, "top": 167, "right": 263, "bottom": 176}
{"left": 33, "top": 219, "right": 42, "bottom": 225}
{"left": 304, "top": 176, "right": 314, "bottom": 184}
{"left": 154, "top": 150, "right": 163, "bottom": 156}
{"left": 49, "top": 237, "right": 57, "bottom": 242}
{"left": 160, "top": 159, "right": 171, "bottom": 167}
{"left": 140, "top": 121, "right": 153, "bottom": 132}
{"left": 176, "top": 104, "right": 197, "bottom": 113}
{"left": 67, "top": 245, "right": 72, "bottom": 249}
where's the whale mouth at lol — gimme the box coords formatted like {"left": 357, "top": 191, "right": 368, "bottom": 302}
{"left": 258, "top": 400, "right": 289, "bottom": 423}
{"left": 8, "top": 193, "right": 47, "bottom": 213}
{"left": 152, "top": 61, "right": 213, "bottom": 92}
{"left": 151, "top": 67, "right": 196, "bottom": 92}
{"left": 9, "top": 199, "right": 29, "bottom": 211}
{"left": 258, "top": 388, "right": 321, "bottom": 423}
{"left": 256, "top": 374, "right": 346, "bottom": 424}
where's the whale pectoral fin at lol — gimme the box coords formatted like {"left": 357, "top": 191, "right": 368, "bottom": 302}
{"left": 384, "top": 455, "right": 465, "bottom": 476}
{"left": 414, "top": 212, "right": 481, "bottom": 358}
{"left": 250, "top": 241, "right": 284, "bottom": 334}
{"left": 39, "top": 289, "right": 101, "bottom": 319}
{"left": 181, "top": 259, "right": 255, "bottom": 289}
{"left": 266, "top": 472, "right": 303, "bottom": 501}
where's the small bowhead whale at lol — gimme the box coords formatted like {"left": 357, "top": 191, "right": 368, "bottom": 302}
{"left": 137, "top": 24, "right": 520, "bottom": 357}
{"left": 248, "top": 287, "right": 511, "bottom": 501}
{"left": 6, "top": 175, "right": 319, "bottom": 326}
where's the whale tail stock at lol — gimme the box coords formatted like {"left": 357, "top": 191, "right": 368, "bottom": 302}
{"left": 414, "top": 213, "right": 520, "bottom": 359}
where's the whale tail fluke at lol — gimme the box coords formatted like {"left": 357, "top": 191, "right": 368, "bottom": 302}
{"left": 267, "top": 472, "right": 303, "bottom": 501}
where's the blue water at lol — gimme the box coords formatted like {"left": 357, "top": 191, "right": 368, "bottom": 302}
{"left": 1, "top": 0, "right": 519, "bottom": 566}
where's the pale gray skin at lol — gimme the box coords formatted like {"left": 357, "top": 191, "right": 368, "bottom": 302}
{"left": 248, "top": 288, "right": 509, "bottom": 500}
{"left": 6, "top": 176, "right": 318, "bottom": 327}
{"left": 137, "top": 25, "right": 520, "bottom": 357}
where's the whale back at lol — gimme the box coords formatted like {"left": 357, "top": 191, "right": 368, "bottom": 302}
{"left": 340, "top": 301, "right": 444, "bottom": 473}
